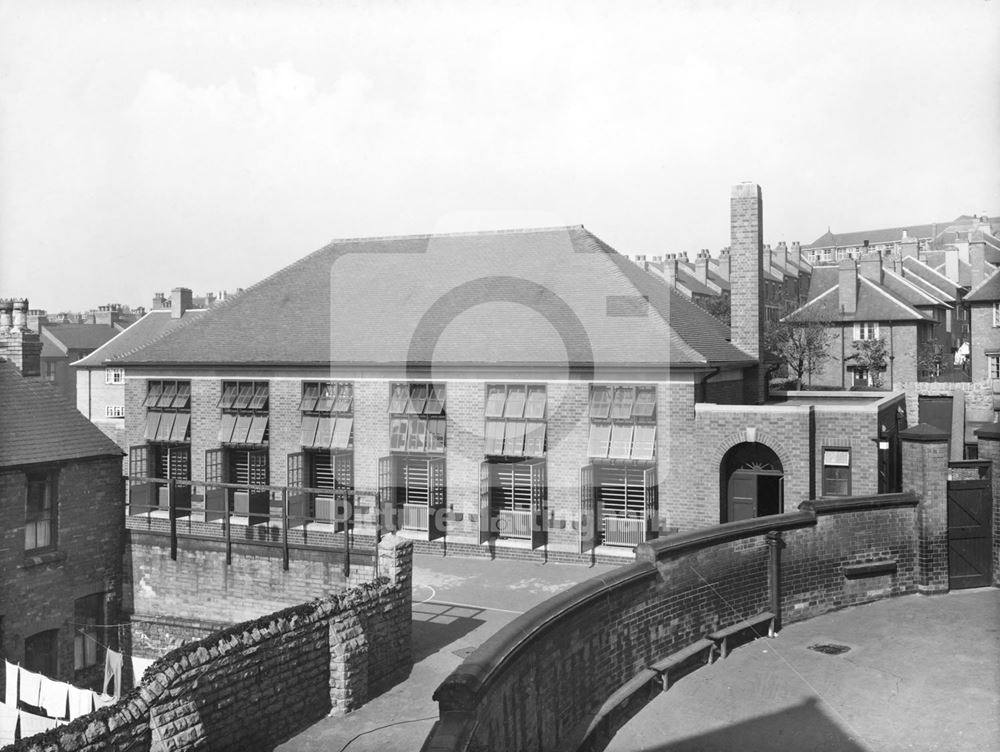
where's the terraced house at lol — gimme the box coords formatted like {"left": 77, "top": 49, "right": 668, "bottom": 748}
{"left": 103, "top": 184, "right": 905, "bottom": 562}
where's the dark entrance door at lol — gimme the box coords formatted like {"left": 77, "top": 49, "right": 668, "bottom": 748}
{"left": 947, "top": 478, "right": 993, "bottom": 588}
{"left": 721, "top": 443, "right": 784, "bottom": 523}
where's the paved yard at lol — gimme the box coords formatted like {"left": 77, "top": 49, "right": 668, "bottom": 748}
{"left": 276, "top": 551, "right": 618, "bottom": 752}
{"left": 608, "top": 588, "right": 1000, "bottom": 752}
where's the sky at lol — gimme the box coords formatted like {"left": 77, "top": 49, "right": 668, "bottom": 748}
{"left": 0, "top": 0, "right": 998, "bottom": 312}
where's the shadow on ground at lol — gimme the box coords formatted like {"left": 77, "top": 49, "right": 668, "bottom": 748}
{"left": 625, "top": 697, "right": 867, "bottom": 752}
{"left": 411, "top": 602, "right": 487, "bottom": 664}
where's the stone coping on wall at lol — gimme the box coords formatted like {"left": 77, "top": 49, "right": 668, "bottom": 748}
{"left": 799, "top": 492, "right": 920, "bottom": 514}
{"left": 432, "top": 562, "right": 657, "bottom": 711}
{"left": 635, "top": 511, "right": 815, "bottom": 562}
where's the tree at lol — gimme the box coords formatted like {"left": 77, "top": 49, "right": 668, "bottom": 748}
{"left": 699, "top": 296, "right": 731, "bottom": 326}
{"left": 848, "top": 337, "right": 889, "bottom": 387}
{"left": 764, "top": 318, "right": 832, "bottom": 389}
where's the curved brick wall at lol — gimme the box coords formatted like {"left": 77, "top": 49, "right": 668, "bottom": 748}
{"left": 11, "top": 536, "right": 412, "bottom": 752}
{"left": 423, "top": 495, "right": 920, "bottom": 752}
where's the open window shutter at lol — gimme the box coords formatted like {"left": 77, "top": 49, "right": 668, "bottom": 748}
{"left": 167, "top": 446, "right": 192, "bottom": 515}
{"left": 331, "top": 453, "right": 353, "bottom": 531}
{"left": 579, "top": 464, "right": 595, "bottom": 554}
{"left": 128, "top": 445, "right": 153, "bottom": 514}
{"left": 643, "top": 467, "right": 659, "bottom": 538}
{"left": 479, "top": 460, "right": 492, "bottom": 544}
{"left": 245, "top": 449, "right": 270, "bottom": 524}
{"left": 287, "top": 451, "right": 310, "bottom": 524}
{"left": 428, "top": 457, "right": 447, "bottom": 541}
{"left": 204, "top": 448, "right": 227, "bottom": 522}
{"left": 530, "top": 460, "right": 547, "bottom": 549}
{"left": 378, "top": 455, "right": 398, "bottom": 533}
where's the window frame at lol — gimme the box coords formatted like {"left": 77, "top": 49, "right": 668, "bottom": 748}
{"left": 993, "top": 302, "right": 1000, "bottom": 327}
{"left": 25, "top": 471, "right": 57, "bottom": 553}
{"left": 990, "top": 355, "right": 1000, "bottom": 380}
{"left": 388, "top": 383, "right": 446, "bottom": 453}
{"left": 219, "top": 380, "right": 270, "bottom": 446}
{"left": 822, "top": 447, "right": 851, "bottom": 497}
{"left": 105, "top": 368, "right": 125, "bottom": 385}
{"left": 484, "top": 384, "right": 547, "bottom": 457}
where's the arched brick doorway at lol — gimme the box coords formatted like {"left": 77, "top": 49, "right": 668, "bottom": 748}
{"left": 720, "top": 442, "right": 783, "bottom": 523}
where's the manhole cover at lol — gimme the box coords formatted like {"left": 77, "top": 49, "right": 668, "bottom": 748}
{"left": 808, "top": 643, "right": 851, "bottom": 655}
{"left": 452, "top": 647, "right": 475, "bottom": 659}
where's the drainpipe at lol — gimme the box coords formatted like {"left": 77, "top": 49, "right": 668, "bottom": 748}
{"left": 841, "top": 324, "right": 846, "bottom": 389}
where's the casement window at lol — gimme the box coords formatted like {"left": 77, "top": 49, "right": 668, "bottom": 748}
{"left": 74, "top": 593, "right": 106, "bottom": 670}
{"left": 24, "top": 629, "right": 59, "bottom": 678}
{"left": 822, "top": 448, "right": 851, "bottom": 496}
{"left": 479, "top": 458, "right": 546, "bottom": 547}
{"left": 204, "top": 447, "right": 269, "bottom": 524}
{"left": 387, "top": 383, "right": 446, "bottom": 454}
{"left": 580, "top": 465, "right": 658, "bottom": 549}
{"left": 990, "top": 355, "right": 1000, "bottom": 380}
{"left": 105, "top": 368, "right": 125, "bottom": 384}
{"left": 25, "top": 472, "right": 56, "bottom": 552}
{"left": 853, "top": 322, "right": 879, "bottom": 341}
{"left": 378, "top": 454, "right": 446, "bottom": 538}
{"left": 143, "top": 380, "right": 191, "bottom": 443}
{"left": 993, "top": 303, "right": 1000, "bottom": 327}
{"left": 128, "top": 444, "right": 192, "bottom": 513}
{"left": 588, "top": 385, "right": 656, "bottom": 461}
{"left": 300, "top": 382, "right": 353, "bottom": 450}
{"left": 105, "top": 405, "right": 124, "bottom": 418}
{"left": 218, "top": 381, "right": 268, "bottom": 445}
{"left": 288, "top": 450, "right": 354, "bottom": 528}
{"left": 484, "top": 384, "right": 546, "bottom": 457}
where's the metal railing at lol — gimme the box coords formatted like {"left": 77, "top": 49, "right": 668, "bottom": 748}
{"left": 126, "top": 475, "right": 378, "bottom": 576}
{"left": 603, "top": 516, "right": 647, "bottom": 547}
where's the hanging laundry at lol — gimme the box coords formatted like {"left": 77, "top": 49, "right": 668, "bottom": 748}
{"left": 93, "top": 692, "right": 115, "bottom": 709}
{"left": 103, "top": 649, "right": 123, "bottom": 698}
{"left": 17, "top": 668, "right": 42, "bottom": 708}
{"left": 131, "top": 655, "right": 155, "bottom": 683}
{"left": 18, "top": 709, "right": 59, "bottom": 739}
{"left": 39, "top": 676, "right": 68, "bottom": 719}
{"left": 3, "top": 661, "right": 17, "bottom": 707}
{"left": 67, "top": 685, "right": 94, "bottom": 721}
{"left": 0, "top": 702, "right": 19, "bottom": 746}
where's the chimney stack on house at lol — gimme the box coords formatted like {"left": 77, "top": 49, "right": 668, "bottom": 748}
{"left": 695, "top": 249, "right": 710, "bottom": 285}
{"left": 944, "top": 249, "right": 960, "bottom": 284}
{"left": 0, "top": 298, "right": 43, "bottom": 376}
{"left": 839, "top": 259, "right": 858, "bottom": 315}
{"left": 900, "top": 231, "right": 918, "bottom": 261}
{"left": 730, "top": 182, "right": 766, "bottom": 403}
{"left": 858, "top": 252, "right": 884, "bottom": 284}
{"left": 773, "top": 241, "right": 788, "bottom": 273}
{"left": 171, "top": 287, "right": 193, "bottom": 319}
{"left": 717, "top": 248, "right": 731, "bottom": 281}
{"left": 789, "top": 241, "right": 801, "bottom": 269}
{"left": 970, "top": 231, "right": 988, "bottom": 287}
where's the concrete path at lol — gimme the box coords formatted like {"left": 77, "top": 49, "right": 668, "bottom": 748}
{"left": 608, "top": 588, "right": 1000, "bottom": 752}
{"left": 276, "top": 552, "right": 618, "bottom": 752}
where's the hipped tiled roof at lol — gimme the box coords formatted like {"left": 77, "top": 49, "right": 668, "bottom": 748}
{"left": 73, "top": 309, "right": 208, "bottom": 368}
{"left": 0, "top": 361, "right": 123, "bottom": 468}
{"left": 40, "top": 323, "right": 119, "bottom": 353}
{"left": 112, "top": 226, "right": 755, "bottom": 369}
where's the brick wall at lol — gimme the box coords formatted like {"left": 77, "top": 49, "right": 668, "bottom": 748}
{"left": 969, "top": 303, "right": 1000, "bottom": 383}
{"left": 11, "top": 535, "right": 412, "bottom": 752}
{"left": 808, "top": 322, "right": 920, "bottom": 388}
{"left": 424, "top": 496, "right": 922, "bottom": 752}
{"left": 729, "top": 183, "right": 764, "bottom": 403}
{"left": 125, "top": 531, "right": 379, "bottom": 654}
{"left": 0, "top": 455, "right": 124, "bottom": 692}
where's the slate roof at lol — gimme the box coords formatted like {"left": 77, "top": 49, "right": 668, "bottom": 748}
{"left": 111, "top": 226, "right": 755, "bottom": 369}
{"left": 964, "top": 268, "right": 1000, "bottom": 303}
{"left": 805, "top": 224, "right": 938, "bottom": 250}
{"left": 73, "top": 309, "right": 209, "bottom": 368}
{"left": 785, "top": 266, "right": 936, "bottom": 323}
{"left": 900, "top": 256, "right": 961, "bottom": 299}
{"left": 41, "top": 324, "right": 119, "bottom": 354}
{"left": 0, "top": 361, "right": 123, "bottom": 468}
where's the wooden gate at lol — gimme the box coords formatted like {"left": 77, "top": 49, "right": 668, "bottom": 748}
{"left": 947, "top": 477, "right": 993, "bottom": 589}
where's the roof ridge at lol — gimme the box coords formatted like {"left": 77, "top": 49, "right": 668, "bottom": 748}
{"left": 882, "top": 268, "right": 950, "bottom": 306}
{"left": 858, "top": 276, "right": 928, "bottom": 319}
{"left": 105, "top": 309, "right": 209, "bottom": 364}
{"left": 325, "top": 225, "right": 585, "bottom": 245}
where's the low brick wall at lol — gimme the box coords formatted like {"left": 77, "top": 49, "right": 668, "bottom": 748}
{"left": 423, "top": 496, "right": 921, "bottom": 752}
{"left": 11, "top": 535, "right": 412, "bottom": 752}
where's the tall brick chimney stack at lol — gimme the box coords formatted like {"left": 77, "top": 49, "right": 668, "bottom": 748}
{"left": 0, "top": 298, "right": 43, "bottom": 377}
{"left": 789, "top": 241, "right": 802, "bottom": 269}
{"left": 839, "top": 259, "right": 858, "bottom": 315}
{"left": 171, "top": 287, "right": 193, "bottom": 319}
{"left": 970, "top": 231, "right": 988, "bottom": 287}
{"left": 695, "top": 250, "right": 710, "bottom": 285}
{"left": 730, "top": 182, "right": 766, "bottom": 403}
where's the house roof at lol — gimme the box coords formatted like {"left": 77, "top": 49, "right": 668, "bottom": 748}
{"left": 0, "top": 360, "right": 123, "bottom": 468}
{"left": 805, "top": 224, "right": 938, "bottom": 250}
{"left": 900, "top": 256, "right": 961, "bottom": 299}
{"left": 964, "top": 267, "right": 1000, "bottom": 303}
{"left": 72, "top": 309, "right": 209, "bottom": 368}
{"left": 111, "top": 226, "right": 755, "bottom": 370}
{"left": 785, "top": 266, "right": 935, "bottom": 323}
{"left": 40, "top": 323, "right": 119, "bottom": 354}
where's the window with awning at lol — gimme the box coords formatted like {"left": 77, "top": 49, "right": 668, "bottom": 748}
{"left": 388, "top": 383, "right": 446, "bottom": 453}
{"left": 484, "top": 384, "right": 547, "bottom": 458}
{"left": 219, "top": 380, "right": 269, "bottom": 446}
